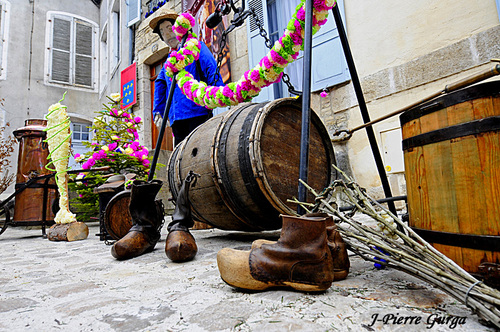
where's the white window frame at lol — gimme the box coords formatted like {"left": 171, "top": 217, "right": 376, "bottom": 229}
{"left": 109, "top": 0, "right": 121, "bottom": 77}
{"left": 0, "top": 0, "right": 11, "bottom": 80}
{"left": 100, "top": 22, "right": 109, "bottom": 94}
{"left": 44, "top": 11, "right": 98, "bottom": 92}
{"left": 68, "top": 116, "right": 93, "bottom": 169}
{"left": 71, "top": 122, "right": 91, "bottom": 144}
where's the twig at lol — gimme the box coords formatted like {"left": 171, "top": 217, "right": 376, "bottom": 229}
{"left": 297, "top": 169, "right": 500, "bottom": 328}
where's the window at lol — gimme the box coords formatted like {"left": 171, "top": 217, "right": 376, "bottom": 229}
{"left": 45, "top": 12, "right": 98, "bottom": 91}
{"left": 247, "top": 0, "right": 349, "bottom": 102}
{"left": 72, "top": 122, "right": 90, "bottom": 143}
{"left": 70, "top": 121, "right": 92, "bottom": 169}
{"left": 127, "top": 0, "right": 140, "bottom": 27}
{"left": 110, "top": 0, "right": 120, "bottom": 74}
{"left": 0, "top": 0, "right": 10, "bottom": 80}
{"left": 100, "top": 23, "right": 108, "bottom": 91}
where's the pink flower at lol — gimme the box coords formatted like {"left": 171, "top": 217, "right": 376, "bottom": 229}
{"left": 320, "top": 90, "right": 328, "bottom": 98}
{"left": 296, "top": 8, "right": 305, "bottom": 21}
{"left": 134, "top": 116, "right": 142, "bottom": 124}
{"left": 108, "top": 142, "right": 118, "bottom": 151}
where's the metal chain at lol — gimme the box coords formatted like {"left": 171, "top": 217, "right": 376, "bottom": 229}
{"left": 210, "top": 7, "right": 300, "bottom": 96}
{"left": 250, "top": 8, "right": 300, "bottom": 96}
{"left": 210, "top": 30, "right": 228, "bottom": 86}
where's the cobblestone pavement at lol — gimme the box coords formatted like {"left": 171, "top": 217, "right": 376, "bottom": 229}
{"left": 0, "top": 219, "right": 496, "bottom": 332}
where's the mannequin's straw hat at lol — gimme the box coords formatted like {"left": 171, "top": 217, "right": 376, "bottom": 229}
{"left": 149, "top": 8, "right": 178, "bottom": 34}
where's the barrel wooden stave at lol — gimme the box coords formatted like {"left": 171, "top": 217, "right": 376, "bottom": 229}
{"left": 104, "top": 191, "right": 132, "bottom": 240}
{"left": 401, "top": 82, "right": 500, "bottom": 274}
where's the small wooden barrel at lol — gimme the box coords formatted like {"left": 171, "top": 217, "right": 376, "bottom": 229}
{"left": 168, "top": 98, "right": 336, "bottom": 231}
{"left": 400, "top": 81, "right": 500, "bottom": 275}
{"left": 104, "top": 190, "right": 132, "bottom": 240}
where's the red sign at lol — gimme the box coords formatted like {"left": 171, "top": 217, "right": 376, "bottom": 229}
{"left": 121, "top": 62, "right": 137, "bottom": 109}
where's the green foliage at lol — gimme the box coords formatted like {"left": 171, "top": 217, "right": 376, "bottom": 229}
{"left": 69, "top": 94, "right": 151, "bottom": 221}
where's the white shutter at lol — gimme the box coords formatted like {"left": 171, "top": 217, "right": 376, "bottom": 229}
{"left": 127, "top": 0, "right": 140, "bottom": 27}
{"left": 110, "top": 11, "right": 120, "bottom": 70}
{"left": 246, "top": 0, "right": 274, "bottom": 103}
{"left": 51, "top": 16, "right": 72, "bottom": 84}
{"left": 74, "top": 20, "right": 93, "bottom": 87}
{"left": 310, "top": 0, "right": 349, "bottom": 91}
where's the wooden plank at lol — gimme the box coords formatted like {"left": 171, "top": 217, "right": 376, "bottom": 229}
{"left": 447, "top": 100, "right": 474, "bottom": 127}
{"left": 450, "top": 134, "right": 486, "bottom": 272}
{"left": 423, "top": 137, "right": 463, "bottom": 267}
{"left": 402, "top": 118, "right": 431, "bottom": 230}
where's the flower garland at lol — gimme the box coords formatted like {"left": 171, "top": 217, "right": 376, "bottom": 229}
{"left": 164, "top": 1, "right": 336, "bottom": 109}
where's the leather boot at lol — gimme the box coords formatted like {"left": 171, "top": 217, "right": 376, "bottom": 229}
{"left": 217, "top": 214, "right": 334, "bottom": 292}
{"left": 324, "top": 214, "right": 350, "bottom": 281}
{"left": 111, "top": 180, "right": 164, "bottom": 260}
{"left": 251, "top": 213, "right": 350, "bottom": 281}
{"left": 165, "top": 171, "right": 197, "bottom": 262}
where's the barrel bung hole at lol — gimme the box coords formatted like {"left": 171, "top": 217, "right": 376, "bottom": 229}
{"left": 191, "top": 147, "right": 198, "bottom": 157}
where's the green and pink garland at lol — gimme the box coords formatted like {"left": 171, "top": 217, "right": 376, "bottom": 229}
{"left": 164, "top": 0, "right": 336, "bottom": 109}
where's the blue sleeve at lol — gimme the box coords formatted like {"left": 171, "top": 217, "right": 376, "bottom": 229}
{"left": 153, "top": 66, "right": 170, "bottom": 118}
{"left": 199, "top": 42, "right": 224, "bottom": 87}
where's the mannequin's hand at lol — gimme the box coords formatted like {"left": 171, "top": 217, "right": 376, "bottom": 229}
{"left": 154, "top": 113, "right": 162, "bottom": 128}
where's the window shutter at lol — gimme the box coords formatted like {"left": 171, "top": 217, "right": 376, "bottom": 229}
{"left": 51, "top": 17, "right": 72, "bottom": 84}
{"left": 310, "top": 0, "right": 349, "bottom": 91}
{"left": 110, "top": 11, "right": 120, "bottom": 69}
{"left": 127, "top": 0, "right": 140, "bottom": 27}
{"left": 247, "top": 0, "right": 274, "bottom": 102}
{"left": 74, "top": 20, "right": 93, "bottom": 87}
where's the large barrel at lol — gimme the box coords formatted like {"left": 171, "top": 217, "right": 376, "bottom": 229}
{"left": 13, "top": 119, "right": 57, "bottom": 224}
{"left": 400, "top": 81, "right": 500, "bottom": 276}
{"left": 168, "top": 98, "right": 336, "bottom": 231}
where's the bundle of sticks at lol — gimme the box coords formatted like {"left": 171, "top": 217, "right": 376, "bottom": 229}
{"left": 292, "top": 166, "right": 500, "bottom": 328}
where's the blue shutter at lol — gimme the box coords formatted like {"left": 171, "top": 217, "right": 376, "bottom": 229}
{"left": 497, "top": 0, "right": 500, "bottom": 21}
{"left": 246, "top": 0, "right": 274, "bottom": 102}
{"left": 127, "top": 0, "right": 140, "bottom": 27}
{"left": 311, "top": 0, "right": 349, "bottom": 91}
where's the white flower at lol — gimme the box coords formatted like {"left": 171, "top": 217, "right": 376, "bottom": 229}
{"left": 110, "top": 93, "right": 121, "bottom": 102}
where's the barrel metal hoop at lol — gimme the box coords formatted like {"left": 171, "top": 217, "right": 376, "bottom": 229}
{"left": 402, "top": 116, "right": 500, "bottom": 150}
{"left": 15, "top": 183, "right": 58, "bottom": 190}
{"left": 400, "top": 81, "right": 500, "bottom": 125}
{"left": 238, "top": 103, "right": 282, "bottom": 229}
{"left": 411, "top": 227, "right": 500, "bottom": 251}
{"left": 216, "top": 103, "right": 263, "bottom": 228}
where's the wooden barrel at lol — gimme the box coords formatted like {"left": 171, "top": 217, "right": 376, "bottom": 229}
{"left": 400, "top": 81, "right": 500, "bottom": 276}
{"left": 104, "top": 190, "right": 132, "bottom": 240}
{"left": 168, "top": 98, "right": 336, "bottom": 231}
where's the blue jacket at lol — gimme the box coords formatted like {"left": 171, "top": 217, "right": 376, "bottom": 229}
{"left": 153, "top": 41, "right": 223, "bottom": 125}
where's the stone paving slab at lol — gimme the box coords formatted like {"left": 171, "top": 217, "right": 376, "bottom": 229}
{"left": 0, "top": 220, "right": 496, "bottom": 332}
